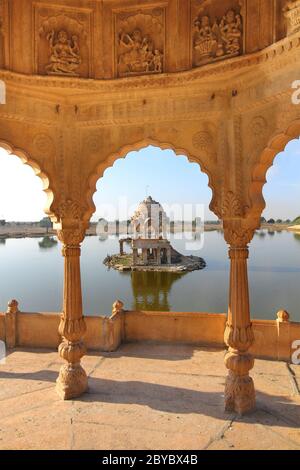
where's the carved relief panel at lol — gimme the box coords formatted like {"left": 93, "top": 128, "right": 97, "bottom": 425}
{"left": 191, "top": 0, "right": 245, "bottom": 67}
{"left": 283, "top": 0, "right": 300, "bottom": 35}
{"left": 33, "top": 3, "right": 93, "bottom": 78}
{"left": 114, "top": 7, "right": 166, "bottom": 77}
{"left": 0, "top": 0, "right": 9, "bottom": 69}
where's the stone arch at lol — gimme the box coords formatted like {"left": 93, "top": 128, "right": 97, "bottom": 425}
{"left": 249, "top": 119, "right": 300, "bottom": 220}
{"left": 0, "top": 139, "right": 57, "bottom": 220}
{"left": 85, "top": 138, "right": 219, "bottom": 223}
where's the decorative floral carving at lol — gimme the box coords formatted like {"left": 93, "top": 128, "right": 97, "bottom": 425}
{"left": 222, "top": 191, "right": 243, "bottom": 218}
{"left": 224, "top": 323, "right": 254, "bottom": 352}
{"left": 193, "top": 8, "right": 243, "bottom": 66}
{"left": 58, "top": 199, "right": 83, "bottom": 220}
{"left": 223, "top": 226, "right": 255, "bottom": 247}
{"left": 192, "top": 130, "right": 213, "bottom": 150}
{"left": 283, "top": 0, "right": 300, "bottom": 36}
{"left": 84, "top": 134, "right": 102, "bottom": 153}
{"left": 33, "top": 133, "right": 55, "bottom": 158}
{"left": 250, "top": 116, "right": 268, "bottom": 137}
{"left": 115, "top": 11, "right": 165, "bottom": 77}
{"left": 45, "top": 29, "right": 81, "bottom": 76}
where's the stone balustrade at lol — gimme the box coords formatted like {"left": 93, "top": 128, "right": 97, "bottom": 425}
{"left": 0, "top": 300, "right": 299, "bottom": 363}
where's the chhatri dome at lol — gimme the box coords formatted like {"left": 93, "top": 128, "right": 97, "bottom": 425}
{"left": 131, "top": 196, "right": 169, "bottom": 239}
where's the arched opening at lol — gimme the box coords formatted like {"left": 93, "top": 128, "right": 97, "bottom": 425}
{"left": 249, "top": 136, "right": 300, "bottom": 321}
{"left": 81, "top": 144, "right": 228, "bottom": 315}
{"left": 0, "top": 144, "right": 62, "bottom": 312}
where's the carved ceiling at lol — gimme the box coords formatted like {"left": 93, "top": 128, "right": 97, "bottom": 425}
{"left": 0, "top": 0, "right": 296, "bottom": 79}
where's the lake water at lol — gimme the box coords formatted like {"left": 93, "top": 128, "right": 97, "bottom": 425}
{"left": 0, "top": 230, "right": 299, "bottom": 321}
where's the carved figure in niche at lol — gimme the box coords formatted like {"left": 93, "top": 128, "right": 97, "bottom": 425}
{"left": 194, "top": 16, "right": 223, "bottom": 60}
{"left": 45, "top": 29, "right": 81, "bottom": 75}
{"left": 193, "top": 8, "right": 242, "bottom": 66}
{"left": 118, "top": 28, "right": 163, "bottom": 75}
{"left": 219, "top": 9, "right": 242, "bottom": 55}
{"left": 283, "top": 0, "right": 300, "bottom": 36}
{"left": 153, "top": 49, "right": 163, "bottom": 72}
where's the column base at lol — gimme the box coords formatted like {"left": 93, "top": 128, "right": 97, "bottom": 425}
{"left": 224, "top": 371, "right": 255, "bottom": 415}
{"left": 56, "top": 363, "right": 88, "bottom": 400}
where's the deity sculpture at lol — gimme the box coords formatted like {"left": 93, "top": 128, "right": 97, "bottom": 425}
{"left": 194, "top": 16, "right": 222, "bottom": 60}
{"left": 283, "top": 0, "right": 300, "bottom": 36}
{"left": 45, "top": 29, "right": 81, "bottom": 76}
{"left": 219, "top": 9, "right": 242, "bottom": 55}
{"left": 117, "top": 28, "right": 163, "bottom": 76}
{"left": 193, "top": 8, "right": 243, "bottom": 66}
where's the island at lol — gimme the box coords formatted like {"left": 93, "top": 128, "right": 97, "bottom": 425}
{"left": 103, "top": 196, "right": 206, "bottom": 273}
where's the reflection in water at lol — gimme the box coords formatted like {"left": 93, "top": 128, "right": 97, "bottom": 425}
{"left": 38, "top": 236, "right": 58, "bottom": 249}
{"left": 98, "top": 234, "right": 109, "bottom": 242}
{"left": 0, "top": 238, "right": 6, "bottom": 245}
{"left": 268, "top": 230, "right": 275, "bottom": 236}
{"left": 256, "top": 230, "right": 266, "bottom": 238}
{"left": 294, "top": 233, "right": 300, "bottom": 243}
{"left": 131, "top": 270, "right": 186, "bottom": 311}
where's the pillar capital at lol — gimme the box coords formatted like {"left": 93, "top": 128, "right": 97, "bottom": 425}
{"left": 56, "top": 225, "right": 86, "bottom": 247}
{"left": 223, "top": 219, "right": 257, "bottom": 248}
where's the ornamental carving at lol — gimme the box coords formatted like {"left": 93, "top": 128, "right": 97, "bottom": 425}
{"left": 192, "top": 130, "right": 213, "bottom": 150}
{"left": 250, "top": 116, "right": 268, "bottom": 137}
{"left": 223, "top": 227, "right": 255, "bottom": 247}
{"left": 193, "top": 6, "right": 243, "bottom": 67}
{"left": 192, "top": 127, "right": 217, "bottom": 162}
{"left": 45, "top": 29, "right": 81, "bottom": 76}
{"left": 222, "top": 191, "right": 243, "bottom": 218}
{"left": 58, "top": 199, "right": 83, "bottom": 220}
{"left": 115, "top": 10, "right": 165, "bottom": 77}
{"left": 33, "top": 133, "right": 56, "bottom": 158}
{"left": 34, "top": 4, "right": 92, "bottom": 77}
{"left": 283, "top": 0, "right": 300, "bottom": 36}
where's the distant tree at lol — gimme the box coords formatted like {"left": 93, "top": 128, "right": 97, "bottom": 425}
{"left": 260, "top": 217, "right": 266, "bottom": 224}
{"left": 0, "top": 219, "right": 5, "bottom": 226}
{"left": 293, "top": 216, "right": 300, "bottom": 225}
{"left": 39, "top": 217, "right": 52, "bottom": 234}
{"left": 285, "top": 219, "right": 291, "bottom": 224}
{"left": 267, "top": 219, "right": 275, "bottom": 224}
{"left": 276, "top": 219, "right": 283, "bottom": 224}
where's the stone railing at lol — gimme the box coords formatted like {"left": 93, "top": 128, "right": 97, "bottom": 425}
{"left": 0, "top": 300, "right": 299, "bottom": 362}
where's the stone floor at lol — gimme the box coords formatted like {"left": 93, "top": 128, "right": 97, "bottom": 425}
{"left": 0, "top": 343, "right": 300, "bottom": 450}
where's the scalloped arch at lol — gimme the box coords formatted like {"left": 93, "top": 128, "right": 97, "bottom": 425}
{"left": 85, "top": 139, "right": 218, "bottom": 223}
{"left": 0, "top": 139, "right": 57, "bottom": 220}
{"left": 250, "top": 119, "right": 300, "bottom": 219}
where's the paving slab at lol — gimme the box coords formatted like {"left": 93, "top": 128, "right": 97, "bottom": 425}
{"left": 0, "top": 345, "right": 299, "bottom": 450}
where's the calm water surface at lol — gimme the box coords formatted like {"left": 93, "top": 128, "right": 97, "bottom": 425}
{"left": 0, "top": 230, "right": 299, "bottom": 321}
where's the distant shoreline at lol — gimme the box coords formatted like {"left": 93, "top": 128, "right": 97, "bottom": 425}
{"left": 0, "top": 221, "right": 295, "bottom": 240}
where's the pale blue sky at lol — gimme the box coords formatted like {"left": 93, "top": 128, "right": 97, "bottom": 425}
{"left": 0, "top": 140, "right": 299, "bottom": 222}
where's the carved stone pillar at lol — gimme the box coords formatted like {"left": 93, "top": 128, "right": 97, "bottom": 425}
{"left": 132, "top": 248, "right": 138, "bottom": 265}
{"left": 223, "top": 223, "right": 256, "bottom": 415}
{"left": 142, "top": 248, "right": 148, "bottom": 264}
{"left": 55, "top": 224, "right": 87, "bottom": 400}
{"left": 167, "top": 247, "right": 172, "bottom": 264}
